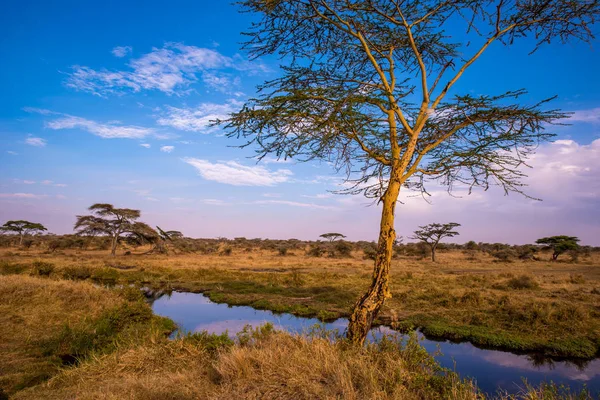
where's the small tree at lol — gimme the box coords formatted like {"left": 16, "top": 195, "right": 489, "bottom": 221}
{"left": 536, "top": 236, "right": 580, "bottom": 261}
{"left": 411, "top": 223, "right": 460, "bottom": 262}
{"left": 319, "top": 232, "right": 346, "bottom": 242}
{"left": 0, "top": 220, "right": 47, "bottom": 246}
{"left": 74, "top": 203, "right": 150, "bottom": 256}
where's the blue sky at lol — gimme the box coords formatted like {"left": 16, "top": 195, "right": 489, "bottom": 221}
{"left": 1, "top": 1, "right": 599, "bottom": 244}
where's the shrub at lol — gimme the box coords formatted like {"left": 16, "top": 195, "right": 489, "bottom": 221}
{"left": 363, "top": 245, "right": 377, "bottom": 260}
{"left": 506, "top": 275, "right": 539, "bottom": 290}
{"left": 307, "top": 245, "right": 324, "bottom": 257}
{"left": 334, "top": 241, "right": 353, "bottom": 258}
{"left": 31, "top": 261, "right": 55, "bottom": 277}
{"left": 219, "top": 247, "right": 233, "bottom": 256}
{"left": 62, "top": 267, "right": 92, "bottom": 281}
{"left": 491, "top": 249, "right": 517, "bottom": 262}
{"left": 277, "top": 246, "right": 289, "bottom": 256}
{"left": 569, "top": 273, "right": 585, "bottom": 284}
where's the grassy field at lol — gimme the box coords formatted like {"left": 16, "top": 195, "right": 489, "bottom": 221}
{"left": 2, "top": 272, "right": 592, "bottom": 399}
{"left": 1, "top": 246, "right": 599, "bottom": 361}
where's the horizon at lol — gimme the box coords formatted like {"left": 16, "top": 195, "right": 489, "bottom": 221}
{"left": 2, "top": 1, "right": 599, "bottom": 245}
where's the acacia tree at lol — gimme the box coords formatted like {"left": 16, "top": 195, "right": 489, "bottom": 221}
{"left": 320, "top": 232, "right": 346, "bottom": 242}
{"left": 411, "top": 222, "right": 460, "bottom": 262}
{"left": 1, "top": 220, "right": 47, "bottom": 246}
{"left": 74, "top": 203, "right": 150, "bottom": 256}
{"left": 536, "top": 235, "right": 580, "bottom": 261}
{"left": 224, "top": 1, "right": 599, "bottom": 344}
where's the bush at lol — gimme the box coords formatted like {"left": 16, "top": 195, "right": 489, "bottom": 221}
{"left": 0, "top": 261, "right": 26, "bottom": 275}
{"left": 491, "top": 249, "right": 517, "bottom": 262}
{"left": 334, "top": 241, "right": 353, "bottom": 258}
{"left": 62, "top": 267, "right": 92, "bottom": 281}
{"left": 505, "top": 275, "right": 539, "bottom": 290}
{"left": 31, "top": 261, "right": 55, "bottom": 277}
{"left": 307, "top": 245, "right": 324, "bottom": 257}
{"left": 277, "top": 246, "right": 289, "bottom": 256}
{"left": 219, "top": 247, "right": 233, "bottom": 256}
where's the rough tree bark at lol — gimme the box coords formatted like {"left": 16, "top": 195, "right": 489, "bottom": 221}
{"left": 347, "top": 179, "right": 401, "bottom": 345}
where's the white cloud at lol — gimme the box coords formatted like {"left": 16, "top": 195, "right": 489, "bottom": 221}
{"left": 302, "top": 193, "right": 333, "bottom": 199}
{"left": 254, "top": 200, "right": 336, "bottom": 210}
{"left": 160, "top": 145, "right": 175, "bottom": 153}
{"left": 202, "top": 199, "right": 227, "bottom": 206}
{"left": 54, "top": 183, "right": 68, "bottom": 187}
{"left": 46, "top": 116, "right": 153, "bottom": 139}
{"left": 140, "top": 143, "right": 151, "bottom": 148}
{"left": 41, "top": 180, "right": 53, "bottom": 185}
{"left": 22, "top": 107, "right": 56, "bottom": 115}
{"left": 157, "top": 99, "right": 242, "bottom": 133}
{"left": 183, "top": 158, "right": 292, "bottom": 186}
{"left": 65, "top": 42, "right": 268, "bottom": 96}
{"left": 23, "top": 180, "right": 36, "bottom": 185}
{"left": 0, "top": 193, "right": 47, "bottom": 199}
{"left": 25, "top": 137, "right": 47, "bottom": 147}
{"left": 112, "top": 46, "right": 132, "bottom": 58}
{"left": 6, "top": 151, "right": 18, "bottom": 155}
{"left": 569, "top": 108, "right": 600, "bottom": 124}
{"left": 262, "top": 193, "right": 282, "bottom": 198}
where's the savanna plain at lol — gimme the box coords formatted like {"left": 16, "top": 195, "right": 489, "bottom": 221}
{"left": 1, "top": 237, "right": 598, "bottom": 399}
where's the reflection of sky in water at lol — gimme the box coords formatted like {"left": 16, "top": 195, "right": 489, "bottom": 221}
{"left": 152, "top": 292, "right": 600, "bottom": 396}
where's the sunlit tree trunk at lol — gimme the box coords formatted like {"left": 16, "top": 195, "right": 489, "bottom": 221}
{"left": 347, "top": 179, "right": 401, "bottom": 345}
{"left": 110, "top": 234, "right": 118, "bottom": 257}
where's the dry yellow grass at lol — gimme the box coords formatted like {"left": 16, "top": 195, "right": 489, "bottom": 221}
{"left": 0, "top": 275, "right": 126, "bottom": 395}
{"left": 1, "top": 247, "right": 599, "bottom": 358}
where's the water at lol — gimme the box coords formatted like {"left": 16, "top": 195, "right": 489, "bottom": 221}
{"left": 151, "top": 291, "right": 600, "bottom": 396}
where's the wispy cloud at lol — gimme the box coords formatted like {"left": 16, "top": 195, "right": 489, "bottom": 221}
{"left": 112, "top": 45, "right": 132, "bottom": 58}
{"left": 46, "top": 116, "right": 153, "bottom": 139}
{"left": 140, "top": 143, "right": 151, "bottom": 148}
{"left": 25, "top": 137, "right": 47, "bottom": 147}
{"left": 254, "top": 200, "right": 336, "bottom": 210}
{"left": 569, "top": 108, "right": 600, "bottom": 124}
{"left": 6, "top": 151, "right": 18, "bottom": 155}
{"left": 0, "top": 193, "right": 48, "bottom": 199}
{"left": 160, "top": 145, "right": 175, "bottom": 153}
{"left": 65, "top": 42, "right": 268, "bottom": 96}
{"left": 24, "top": 106, "right": 155, "bottom": 140}
{"left": 157, "top": 99, "right": 241, "bottom": 133}
{"left": 183, "top": 158, "right": 292, "bottom": 186}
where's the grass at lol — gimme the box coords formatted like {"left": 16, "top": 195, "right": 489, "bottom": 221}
{"left": 0, "top": 275, "right": 174, "bottom": 396}
{"left": 1, "top": 273, "right": 595, "bottom": 399}
{"left": 1, "top": 246, "right": 599, "bottom": 359}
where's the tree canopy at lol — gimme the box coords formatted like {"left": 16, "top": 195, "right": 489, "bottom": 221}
{"left": 74, "top": 203, "right": 151, "bottom": 256}
{"left": 1, "top": 220, "right": 48, "bottom": 245}
{"left": 536, "top": 235, "right": 580, "bottom": 261}
{"left": 320, "top": 232, "right": 347, "bottom": 242}
{"left": 412, "top": 222, "right": 460, "bottom": 262}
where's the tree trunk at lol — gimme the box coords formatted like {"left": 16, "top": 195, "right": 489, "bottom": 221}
{"left": 347, "top": 180, "right": 401, "bottom": 345}
{"left": 19, "top": 233, "right": 24, "bottom": 246}
{"left": 110, "top": 235, "right": 118, "bottom": 257}
{"left": 431, "top": 245, "right": 437, "bottom": 262}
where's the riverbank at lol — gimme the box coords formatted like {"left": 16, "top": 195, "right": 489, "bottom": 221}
{"left": 2, "top": 274, "right": 594, "bottom": 399}
{"left": 1, "top": 247, "right": 599, "bottom": 360}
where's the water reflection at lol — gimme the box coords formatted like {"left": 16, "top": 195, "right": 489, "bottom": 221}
{"left": 151, "top": 291, "right": 600, "bottom": 396}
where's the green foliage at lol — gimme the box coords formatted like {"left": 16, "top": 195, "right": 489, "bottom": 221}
{"left": 0, "top": 261, "right": 26, "bottom": 275}
{"left": 536, "top": 235, "right": 580, "bottom": 261}
{"left": 334, "top": 240, "right": 353, "bottom": 258}
{"left": 185, "top": 331, "right": 234, "bottom": 352}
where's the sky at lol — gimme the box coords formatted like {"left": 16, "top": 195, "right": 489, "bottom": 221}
{"left": 1, "top": 1, "right": 599, "bottom": 245}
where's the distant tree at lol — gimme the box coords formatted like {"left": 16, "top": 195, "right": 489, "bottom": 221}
{"left": 319, "top": 232, "right": 346, "bottom": 242}
{"left": 224, "top": 0, "right": 600, "bottom": 345}
{"left": 412, "top": 223, "right": 460, "bottom": 262}
{"left": 0, "top": 220, "right": 47, "bottom": 246}
{"left": 536, "top": 236, "right": 580, "bottom": 261}
{"left": 74, "top": 203, "right": 151, "bottom": 256}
